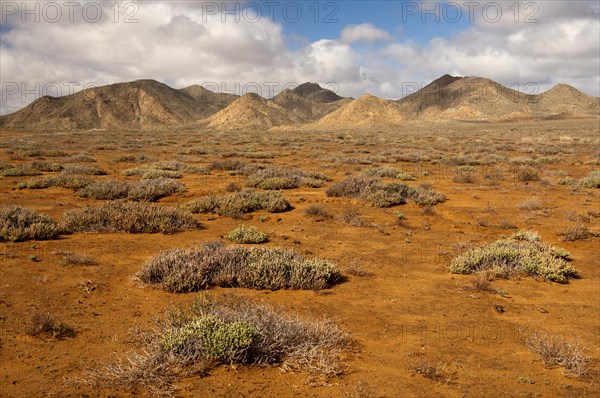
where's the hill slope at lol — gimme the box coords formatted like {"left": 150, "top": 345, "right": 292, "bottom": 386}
{"left": 0, "top": 80, "right": 233, "bottom": 130}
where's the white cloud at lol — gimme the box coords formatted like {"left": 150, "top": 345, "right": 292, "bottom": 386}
{"left": 340, "top": 23, "right": 392, "bottom": 44}
{"left": 0, "top": 1, "right": 598, "bottom": 114}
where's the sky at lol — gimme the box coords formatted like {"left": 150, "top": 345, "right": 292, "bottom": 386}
{"left": 1, "top": 0, "right": 599, "bottom": 114}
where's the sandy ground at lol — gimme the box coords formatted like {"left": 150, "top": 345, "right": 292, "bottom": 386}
{"left": 0, "top": 118, "right": 598, "bottom": 397}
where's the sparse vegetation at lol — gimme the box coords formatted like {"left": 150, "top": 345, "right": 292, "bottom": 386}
{"left": 226, "top": 225, "right": 268, "bottom": 244}
{"left": 304, "top": 204, "right": 332, "bottom": 219}
{"left": 526, "top": 331, "right": 591, "bottom": 376}
{"left": 184, "top": 190, "right": 290, "bottom": 218}
{"left": 137, "top": 242, "right": 340, "bottom": 292}
{"left": 0, "top": 206, "right": 61, "bottom": 242}
{"left": 26, "top": 311, "right": 75, "bottom": 339}
{"left": 574, "top": 170, "right": 600, "bottom": 189}
{"left": 62, "top": 202, "right": 200, "bottom": 234}
{"left": 83, "top": 295, "right": 351, "bottom": 394}
{"left": 326, "top": 176, "right": 445, "bottom": 207}
{"left": 449, "top": 230, "right": 578, "bottom": 283}
{"left": 560, "top": 223, "right": 592, "bottom": 241}
{"left": 245, "top": 166, "right": 329, "bottom": 189}
{"left": 362, "top": 166, "right": 416, "bottom": 181}
{"left": 55, "top": 250, "right": 97, "bottom": 266}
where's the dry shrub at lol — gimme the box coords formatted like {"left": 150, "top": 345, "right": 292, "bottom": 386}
{"left": 304, "top": 204, "right": 332, "bottom": 219}
{"left": 26, "top": 311, "right": 75, "bottom": 339}
{"left": 514, "top": 166, "right": 540, "bottom": 182}
{"left": 560, "top": 223, "right": 592, "bottom": 241}
{"left": 245, "top": 166, "right": 329, "bottom": 190}
{"left": 136, "top": 242, "right": 340, "bottom": 292}
{"left": 184, "top": 190, "right": 290, "bottom": 218}
{"left": 81, "top": 295, "right": 352, "bottom": 395}
{"left": 326, "top": 176, "right": 445, "bottom": 207}
{"left": 341, "top": 210, "right": 372, "bottom": 227}
{"left": 62, "top": 164, "right": 106, "bottom": 175}
{"left": 517, "top": 198, "right": 545, "bottom": 211}
{"left": 62, "top": 202, "right": 200, "bottom": 234}
{"left": 407, "top": 353, "right": 452, "bottom": 383}
{"left": 0, "top": 206, "right": 61, "bottom": 242}
{"left": 526, "top": 331, "right": 592, "bottom": 376}
{"left": 449, "top": 230, "right": 578, "bottom": 283}
{"left": 55, "top": 250, "right": 97, "bottom": 266}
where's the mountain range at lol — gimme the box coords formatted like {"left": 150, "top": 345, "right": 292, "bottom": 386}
{"left": 1, "top": 75, "right": 598, "bottom": 131}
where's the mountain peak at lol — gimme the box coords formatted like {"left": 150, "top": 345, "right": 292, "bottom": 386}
{"left": 292, "top": 82, "right": 343, "bottom": 103}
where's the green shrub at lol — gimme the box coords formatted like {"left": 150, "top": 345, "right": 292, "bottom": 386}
{"left": 184, "top": 190, "right": 290, "bottom": 217}
{"left": 227, "top": 225, "right": 268, "bottom": 244}
{"left": 137, "top": 242, "right": 340, "bottom": 292}
{"left": 0, "top": 206, "right": 61, "bottom": 242}
{"left": 62, "top": 202, "right": 200, "bottom": 234}
{"left": 449, "top": 230, "right": 578, "bottom": 283}
{"left": 84, "top": 295, "right": 351, "bottom": 393}
{"left": 160, "top": 315, "right": 258, "bottom": 363}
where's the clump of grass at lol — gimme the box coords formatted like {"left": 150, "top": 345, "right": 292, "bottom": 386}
{"left": 137, "top": 242, "right": 340, "bottom": 292}
{"left": 82, "top": 295, "right": 351, "bottom": 394}
{"left": 304, "top": 204, "right": 332, "bottom": 219}
{"left": 226, "top": 225, "right": 268, "bottom": 244}
{"left": 55, "top": 250, "right": 97, "bottom": 266}
{"left": 184, "top": 190, "right": 290, "bottom": 218}
{"left": 25, "top": 311, "right": 75, "bottom": 339}
{"left": 526, "top": 331, "right": 591, "bottom": 376}
{"left": 326, "top": 176, "right": 445, "bottom": 208}
{"left": 62, "top": 202, "right": 200, "bottom": 234}
{"left": 245, "top": 167, "right": 330, "bottom": 190}
{"left": 362, "top": 167, "right": 416, "bottom": 181}
{"left": 449, "top": 230, "right": 578, "bottom": 283}
{"left": 0, "top": 206, "right": 61, "bottom": 242}
{"left": 453, "top": 169, "right": 476, "bottom": 183}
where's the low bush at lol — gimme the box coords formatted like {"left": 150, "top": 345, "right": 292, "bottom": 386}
{"left": 62, "top": 202, "right": 200, "bottom": 234}
{"left": 0, "top": 206, "right": 61, "bottom": 242}
{"left": 184, "top": 190, "right": 290, "bottom": 218}
{"left": 575, "top": 170, "right": 600, "bottom": 189}
{"left": 25, "top": 311, "right": 75, "bottom": 339}
{"left": 55, "top": 250, "right": 98, "bottom": 266}
{"left": 362, "top": 166, "right": 416, "bottom": 181}
{"left": 245, "top": 167, "right": 330, "bottom": 190}
{"left": 226, "top": 225, "right": 268, "bottom": 244}
{"left": 449, "top": 230, "right": 578, "bottom": 283}
{"left": 16, "top": 174, "right": 94, "bottom": 190}
{"left": 1, "top": 164, "right": 42, "bottom": 177}
{"left": 560, "top": 223, "right": 592, "bottom": 241}
{"left": 326, "top": 176, "right": 445, "bottom": 207}
{"left": 526, "top": 331, "right": 591, "bottom": 376}
{"left": 82, "top": 295, "right": 351, "bottom": 394}
{"left": 62, "top": 164, "right": 107, "bottom": 175}
{"left": 137, "top": 242, "right": 340, "bottom": 292}
{"left": 304, "top": 204, "right": 332, "bottom": 219}
{"left": 127, "top": 179, "right": 186, "bottom": 202}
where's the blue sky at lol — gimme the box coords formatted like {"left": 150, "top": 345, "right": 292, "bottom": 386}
{"left": 1, "top": 1, "right": 598, "bottom": 114}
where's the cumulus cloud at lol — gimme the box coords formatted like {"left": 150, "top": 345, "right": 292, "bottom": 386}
{"left": 0, "top": 1, "right": 597, "bottom": 114}
{"left": 340, "top": 23, "right": 392, "bottom": 43}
